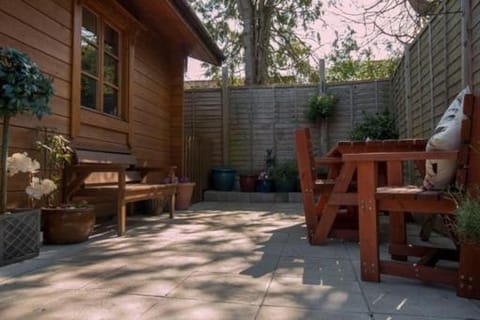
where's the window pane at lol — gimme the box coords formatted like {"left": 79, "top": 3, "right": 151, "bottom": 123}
{"left": 104, "top": 54, "right": 118, "bottom": 85}
{"left": 104, "top": 25, "right": 118, "bottom": 56}
{"left": 81, "top": 75, "right": 97, "bottom": 109}
{"left": 103, "top": 85, "right": 118, "bottom": 116}
{"left": 81, "top": 42, "right": 98, "bottom": 75}
{"left": 81, "top": 8, "right": 97, "bottom": 44}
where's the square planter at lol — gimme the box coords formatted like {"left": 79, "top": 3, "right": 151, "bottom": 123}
{"left": 0, "top": 209, "right": 41, "bottom": 266}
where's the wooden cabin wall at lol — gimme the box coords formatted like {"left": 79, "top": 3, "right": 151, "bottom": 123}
{"left": 0, "top": 0, "right": 72, "bottom": 208}
{"left": 0, "top": 0, "right": 185, "bottom": 211}
{"left": 131, "top": 30, "right": 183, "bottom": 178}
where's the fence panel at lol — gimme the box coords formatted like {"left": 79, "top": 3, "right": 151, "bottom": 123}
{"left": 391, "top": 0, "right": 463, "bottom": 139}
{"left": 185, "top": 80, "right": 391, "bottom": 174}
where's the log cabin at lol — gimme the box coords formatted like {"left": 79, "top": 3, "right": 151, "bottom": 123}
{"left": 0, "top": 0, "right": 223, "bottom": 218}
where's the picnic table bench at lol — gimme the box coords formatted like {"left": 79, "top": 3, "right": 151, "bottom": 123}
{"left": 343, "top": 93, "right": 480, "bottom": 298}
{"left": 295, "top": 127, "right": 426, "bottom": 245}
{"left": 66, "top": 149, "right": 177, "bottom": 236}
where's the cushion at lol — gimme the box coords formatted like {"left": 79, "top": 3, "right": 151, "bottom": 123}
{"left": 423, "top": 86, "right": 470, "bottom": 190}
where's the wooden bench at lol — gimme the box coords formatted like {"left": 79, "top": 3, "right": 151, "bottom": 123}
{"left": 343, "top": 94, "right": 480, "bottom": 298}
{"left": 295, "top": 127, "right": 426, "bottom": 245}
{"left": 66, "top": 149, "right": 177, "bottom": 236}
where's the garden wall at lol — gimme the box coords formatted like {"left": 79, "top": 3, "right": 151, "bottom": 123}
{"left": 185, "top": 80, "right": 391, "bottom": 174}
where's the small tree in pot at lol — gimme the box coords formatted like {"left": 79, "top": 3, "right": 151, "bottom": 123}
{"left": 0, "top": 48, "right": 53, "bottom": 213}
{"left": 0, "top": 47, "right": 53, "bottom": 265}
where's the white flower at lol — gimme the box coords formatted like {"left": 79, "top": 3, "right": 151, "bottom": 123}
{"left": 25, "top": 177, "right": 57, "bottom": 200}
{"left": 40, "top": 178, "right": 57, "bottom": 195}
{"left": 7, "top": 152, "right": 40, "bottom": 176}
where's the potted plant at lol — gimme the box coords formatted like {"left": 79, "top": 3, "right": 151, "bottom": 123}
{"left": 305, "top": 93, "right": 337, "bottom": 123}
{"left": 0, "top": 47, "right": 54, "bottom": 265}
{"left": 272, "top": 160, "right": 298, "bottom": 192}
{"left": 163, "top": 174, "right": 196, "bottom": 210}
{"left": 175, "top": 176, "right": 196, "bottom": 210}
{"left": 305, "top": 93, "right": 337, "bottom": 154}
{"left": 256, "top": 149, "right": 275, "bottom": 192}
{"left": 36, "top": 128, "right": 95, "bottom": 244}
{"left": 454, "top": 189, "right": 480, "bottom": 299}
{"left": 239, "top": 172, "right": 257, "bottom": 192}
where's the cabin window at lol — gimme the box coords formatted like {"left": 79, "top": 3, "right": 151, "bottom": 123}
{"left": 80, "top": 7, "right": 122, "bottom": 118}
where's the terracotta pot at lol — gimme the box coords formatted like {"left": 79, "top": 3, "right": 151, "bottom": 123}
{"left": 42, "top": 206, "right": 95, "bottom": 244}
{"left": 175, "top": 183, "right": 196, "bottom": 210}
{"left": 458, "top": 242, "right": 480, "bottom": 299}
{"left": 239, "top": 175, "right": 257, "bottom": 192}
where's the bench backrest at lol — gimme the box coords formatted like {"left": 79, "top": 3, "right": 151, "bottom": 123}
{"left": 74, "top": 149, "right": 142, "bottom": 185}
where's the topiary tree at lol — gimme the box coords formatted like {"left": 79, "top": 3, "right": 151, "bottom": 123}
{"left": 0, "top": 48, "right": 54, "bottom": 213}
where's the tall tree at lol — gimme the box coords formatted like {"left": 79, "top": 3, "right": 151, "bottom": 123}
{"left": 326, "top": 28, "right": 399, "bottom": 82}
{"left": 189, "top": 0, "right": 322, "bottom": 85}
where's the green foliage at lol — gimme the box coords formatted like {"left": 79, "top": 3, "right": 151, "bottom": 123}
{"left": 306, "top": 94, "right": 337, "bottom": 122}
{"left": 0, "top": 47, "right": 54, "bottom": 213}
{"left": 189, "top": 0, "right": 322, "bottom": 84}
{"left": 326, "top": 28, "right": 399, "bottom": 82}
{"left": 272, "top": 160, "right": 298, "bottom": 179}
{"left": 0, "top": 48, "right": 53, "bottom": 118}
{"left": 350, "top": 110, "right": 399, "bottom": 140}
{"left": 454, "top": 190, "right": 480, "bottom": 244}
{"left": 36, "top": 129, "right": 73, "bottom": 206}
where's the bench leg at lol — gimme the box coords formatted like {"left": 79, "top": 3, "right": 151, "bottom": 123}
{"left": 118, "top": 201, "right": 126, "bottom": 236}
{"left": 169, "top": 193, "right": 175, "bottom": 219}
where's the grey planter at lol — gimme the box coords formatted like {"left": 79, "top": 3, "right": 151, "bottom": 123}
{"left": 0, "top": 209, "right": 41, "bottom": 266}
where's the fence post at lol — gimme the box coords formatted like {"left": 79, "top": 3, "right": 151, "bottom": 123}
{"left": 461, "top": 0, "right": 472, "bottom": 89}
{"left": 221, "top": 65, "right": 229, "bottom": 166}
{"left": 318, "top": 59, "right": 326, "bottom": 95}
{"left": 318, "top": 59, "right": 328, "bottom": 154}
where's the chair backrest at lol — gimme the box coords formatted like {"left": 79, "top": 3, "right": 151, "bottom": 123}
{"left": 295, "top": 128, "right": 317, "bottom": 194}
{"left": 457, "top": 94, "right": 480, "bottom": 192}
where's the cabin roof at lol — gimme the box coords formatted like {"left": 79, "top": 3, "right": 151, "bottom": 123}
{"left": 121, "top": 0, "right": 224, "bottom": 66}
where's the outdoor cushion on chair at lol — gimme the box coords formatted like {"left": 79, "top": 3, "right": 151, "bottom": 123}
{"left": 423, "top": 86, "right": 471, "bottom": 190}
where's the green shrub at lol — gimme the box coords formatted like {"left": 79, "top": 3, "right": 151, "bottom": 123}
{"left": 272, "top": 161, "right": 298, "bottom": 179}
{"left": 350, "top": 110, "right": 398, "bottom": 140}
{"left": 306, "top": 94, "right": 337, "bottom": 122}
{"left": 455, "top": 190, "right": 480, "bottom": 244}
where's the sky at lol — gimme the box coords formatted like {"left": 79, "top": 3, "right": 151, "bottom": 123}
{"left": 185, "top": 1, "right": 409, "bottom": 81}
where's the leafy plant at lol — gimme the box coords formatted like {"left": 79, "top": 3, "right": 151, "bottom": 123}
{"left": 0, "top": 47, "right": 54, "bottom": 213}
{"left": 454, "top": 189, "right": 480, "bottom": 244}
{"left": 272, "top": 161, "right": 298, "bottom": 180}
{"left": 306, "top": 94, "right": 337, "bottom": 122}
{"left": 350, "top": 110, "right": 399, "bottom": 140}
{"left": 36, "top": 128, "right": 74, "bottom": 207}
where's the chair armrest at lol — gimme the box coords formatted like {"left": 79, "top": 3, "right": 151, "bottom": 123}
{"left": 342, "top": 151, "right": 458, "bottom": 162}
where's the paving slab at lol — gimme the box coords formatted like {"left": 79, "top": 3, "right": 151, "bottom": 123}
{"left": 0, "top": 201, "right": 478, "bottom": 319}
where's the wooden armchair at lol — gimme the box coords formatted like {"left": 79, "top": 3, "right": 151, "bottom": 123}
{"left": 343, "top": 94, "right": 480, "bottom": 298}
{"left": 295, "top": 127, "right": 426, "bottom": 245}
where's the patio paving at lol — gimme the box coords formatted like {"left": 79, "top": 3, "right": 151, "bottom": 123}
{"left": 0, "top": 202, "right": 479, "bottom": 319}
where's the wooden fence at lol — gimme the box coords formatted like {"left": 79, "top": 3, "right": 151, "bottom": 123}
{"left": 392, "top": 0, "right": 480, "bottom": 139}
{"left": 183, "top": 136, "right": 211, "bottom": 203}
{"left": 185, "top": 80, "right": 391, "bottom": 174}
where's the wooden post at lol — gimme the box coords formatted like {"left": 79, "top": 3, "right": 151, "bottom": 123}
{"left": 221, "top": 65, "right": 229, "bottom": 166}
{"left": 318, "top": 59, "right": 326, "bottom": 95}
{"left": 318, "top": 59, "right": 328, "bottom": 154}
{"left": 461, "top": 0, "right": 472, "bottom": 89}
